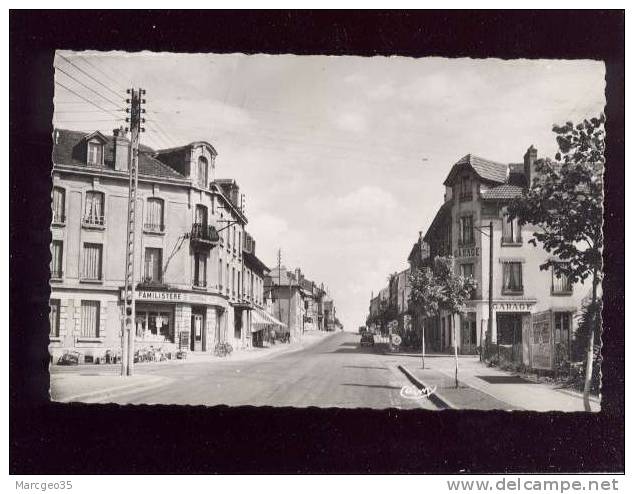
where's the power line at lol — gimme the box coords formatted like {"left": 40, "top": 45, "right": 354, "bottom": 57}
{"left": 54, "top": 80, "right": 122, "bottom": 120}
{"left": 55, "top": 65, "right": 123, "bottom": 109}
{"left": 77, "top": 55, "right": 127, "bottom": 93}
{"left": 56, "top": 52, "right": 123, "bottom": 101}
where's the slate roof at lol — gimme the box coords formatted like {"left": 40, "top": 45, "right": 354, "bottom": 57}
{"left": 52, "top": 128, "right": 185, "bottom": 180}
{"left": 443, "top": 154, "right": 509, "bottom": 186}
{"left": 481, "top": 184, "right": 524, "bottom": 200}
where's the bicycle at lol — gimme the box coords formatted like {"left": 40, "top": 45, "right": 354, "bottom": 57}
{"left": 214, "top": 342, "right": 233, "bottom": 357}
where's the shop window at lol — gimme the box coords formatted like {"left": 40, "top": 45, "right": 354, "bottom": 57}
{"left": 554, "top": 312, "right": 571, "bottom": 363}
{"left": 502, "top": 262, "right": 523, "bottom": 294}
{"left": 145, "top": 198, "right": 165, "bottom": 232}
{"left": 80, "top": 300, "right": 100, "bottom": 338}
{"left": 87, "top": 141, "right": 104, "bottom": 166}
{"left": 551, "top": 265, "right": 572, "bottom": 294}
{"left": 197, "top": 156, "right": 208, "bottom": 188}
{"left": 135, "top": 310, "right": 173, "bottom": 342}
{"left": 459, "top": 216, "right": 474, "bottom": 246}
{"left": 81, "top": 243, "right": 102, "bottom": 281}
{"left": 502, "top": 214, "right": 522, "bottom": 244}
{"left": 52, "top": 187, "right": 66, "bottom": 224}
{"left": 497, "top": 314, "right": 522, "bottom": 346}
{"left": 194, "top": 252, "right": 207, "bottom": 288}
{"left": 460, "top": 263, "right": 474, "bottom": 279}
{"left": 49, "top": 299, "right": 60, "bottom": 337}
{"left": 83, "top": 191, "right": 105, "bottom": 227}
{"left": 51, "top": 240, "right": 63, "bottom": 279}
{"left": 143, "top": 248, "right": 163, "bottom": 283}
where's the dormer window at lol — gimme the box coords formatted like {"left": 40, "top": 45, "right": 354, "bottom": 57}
{"left": 87, "top": 141, "right": 104, "bottom": 166}
{"left": 197, "top": 156, "right": 208, "bottom": 188}
{"left": 459, "top": 176, "right": 472, "bottom": 201}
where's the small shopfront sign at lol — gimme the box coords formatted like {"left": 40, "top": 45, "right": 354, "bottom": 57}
{"left": 137, "top": 290, "right": 183, "bottom": 302}
{"left": 454, "top": 246, "right": 480, "bottom": 258}
{"left": 492, "top": 302, "right": 534, "bottom": 312}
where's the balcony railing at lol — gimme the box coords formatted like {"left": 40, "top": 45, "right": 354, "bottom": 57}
{"left": 193, "top": 279, "right": 207, "bottom": 289}
{"left": 82, "top": 215, "right": 105, "bottom": 228}
{"left": 144, "top": 223, "right": 165, "bottom": 233}
{"left": 190, "top": 223, "right": 220, "bottom": 249}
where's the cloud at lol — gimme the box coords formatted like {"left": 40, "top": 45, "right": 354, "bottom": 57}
{"left": 335, "top": 112, "right": 368, "bottom": 133}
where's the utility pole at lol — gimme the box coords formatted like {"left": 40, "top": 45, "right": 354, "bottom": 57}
{"left": 277, "top": 249, "right": 282, "bottom": 324}
{"left": 288, "top": 270, "right": 293, "bottom": 343}
{"left": 121, "top": 88, "right": 146, "bottom": 377}
{"left": 488, "top": 220, "right": 494, "bottom": 362}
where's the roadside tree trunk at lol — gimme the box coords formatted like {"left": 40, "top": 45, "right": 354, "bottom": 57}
{"left": 584, "top": 268, "right": 599, "bottom": 411}
{"left": 421, "top": 317, "right": 426, "bottom": 369}
{"left": 453, "top": 314, "right": 459, "bottom": 388}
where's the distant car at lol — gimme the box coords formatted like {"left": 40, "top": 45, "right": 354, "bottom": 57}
{"left": 360, "top": 333, "right": 375, "bottom": 347}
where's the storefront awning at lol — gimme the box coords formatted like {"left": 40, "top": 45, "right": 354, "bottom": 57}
{"left": 251, "top": 308, "right": 287, "bottom": 332}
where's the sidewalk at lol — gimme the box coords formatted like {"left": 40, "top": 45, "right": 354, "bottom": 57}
{"left": 51, "top": 373, "right": 173, "bottom": 403}
{"left": 387, "top": 353, "right": 601, "bottom": 412}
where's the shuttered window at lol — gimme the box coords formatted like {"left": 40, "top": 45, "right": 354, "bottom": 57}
{"left": 145, "top": 198, "right": 164, "bottom": 231}
{"left": 49, "top": 299, "right": 60, "bottom": 337}
{"left": 84, "top": 191, "right": 105, "bottom": 226}
{"left": 194, "top": 253, "right": 207, "bottom": 287}
{"left": 52, "top": 187, "right": 65, "bottom": 223}
{"left": 80, "top": 300, "right": 100, "bottom": 338}
{"left": 502, "top": 215, "right": 522, "bottom": 243}
{"left": 81, "top": 243, "right": 102, "bottom": 280}
{"left": 218, "top": 257, "right": 223, "bottom": 289}
{"left": 87, "top": 142, "right": 104, "bottom": 166}
{"left": 144, "top": 248, "right": 162, "bottom": 283}
{"left": 51, "top": 240, "right": 63, "bottom": 278}
{"left": 197, "top": 157, "right": 208, "bottom": 188}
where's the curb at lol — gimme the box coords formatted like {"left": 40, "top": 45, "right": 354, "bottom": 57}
{"left": 397, "top": 365, "right": 455, "bottom": 410}
{"left": 53, "top": 375, "right": 170, "bottom": 403}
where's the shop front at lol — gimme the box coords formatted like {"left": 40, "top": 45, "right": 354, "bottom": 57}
{"left": 122, "top": 288, "right": 228, "bottom": 354}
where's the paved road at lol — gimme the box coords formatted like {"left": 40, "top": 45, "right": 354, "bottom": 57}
{"left": 99, "top": 331, "right": 437, "bottom": 409}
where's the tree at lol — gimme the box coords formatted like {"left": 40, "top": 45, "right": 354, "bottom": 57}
{"left": 408, "top": 266, "right": 443, "bottom": 369}
{"left": 434, "top": 256, "right": 477, "bottom": 388}
{"left": 507, "top": 114, "right": 604, "bottom": 411}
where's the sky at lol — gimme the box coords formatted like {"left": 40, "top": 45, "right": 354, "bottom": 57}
{"left": 53, "top": 51, "right": 606, "bottom": 331}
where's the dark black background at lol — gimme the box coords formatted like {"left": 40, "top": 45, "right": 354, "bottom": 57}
{"left": 10, "top": 10, "right": 625, "bottom": 474}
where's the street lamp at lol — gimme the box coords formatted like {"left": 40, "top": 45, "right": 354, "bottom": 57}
{"left": 473, "top": 221, "right": 493, "bottom": 363}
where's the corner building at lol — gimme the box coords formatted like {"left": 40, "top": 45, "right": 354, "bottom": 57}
{"left": 49, "top": 128, "right": 262, "bottom": 362}
{"left": 423, "top": 147, "right": 589, "bottom": 371}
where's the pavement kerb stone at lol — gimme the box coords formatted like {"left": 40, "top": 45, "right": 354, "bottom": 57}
{"left": 397, "top": 365, "right": 455, "bottom": 410}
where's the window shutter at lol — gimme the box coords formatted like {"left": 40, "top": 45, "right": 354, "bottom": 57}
{"left": 81, "top": 301, "right": 99, "bottom": 338}
{"left": 82, "top": 244, "right": 102, "bottom": 280}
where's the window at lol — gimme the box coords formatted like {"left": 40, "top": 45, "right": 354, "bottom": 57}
{"left": 84, "top": 191, "right": 105, "bottom": 226}
{"left": 552, "top": 265, "right": 572, "bottom": 294}
{"left": 226, "top": 263, "right": 230, "bottom": 294}
{"left": 49, "top": 299, "right": 60, "bottom": 337}
{"left": 135, "top": 310, "right": 173, "bottom": 342}
{"left": 238, "top": 271, "right": 241, "bottom": 299}
{"left": 460, "top": 176, "right": 472, "bottom": 201}
{"left": 194, "top": 204, "right": 208, "bottom": 226}
{"left": 52, "top": 187, "right": 65, "bottom": 224}
{"left": 87, "top": 141, "right": 104, "bottom": 166}
{"left": 232, "top": 267, "right": 236, "bottom": 297}
{"left": 144, "top": 248, "right": 162, "bottom": 283}
{"left": 81, "top": 243, "right": 102, "bottom": 281}
{"left": 459, "top": 216, "right": 474, "bottom": 245}
{"left": 194, "top": 252, "right": 207, "bottom": 287}
{"left": 460, "top": 263, "right": 474, "bottom": 279}
{"left": 554, "top": 312, "right": 572, "bottom": 362}
{"left": 502, "top": 262, "right": 523, "bottom": 293}
{"left": 502, "top": 214, "right": 522, "bottom": 244}
{"left": 51, "top": 240, "right": 63, "bottom": 279}
{"left": 145, "top": 198, "right": 164, "bottom": 232}
{"left": 80, "top": 300, "right": 100, "bottom": 338}
{"left": 218, "top": 258, "right": 223, "bottom": 290}
{"left": 232, "top": 226, "right": 236, "bottom": 252}
{"left": 197, "top": 156, "right": 208, "bottom": 188}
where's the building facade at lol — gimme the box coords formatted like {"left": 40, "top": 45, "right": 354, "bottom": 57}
{"left": 423, "top": 147, "right": 588, "bottom": 370}
{"left": 49, "top": 127, "right": 260, "bottom": 363}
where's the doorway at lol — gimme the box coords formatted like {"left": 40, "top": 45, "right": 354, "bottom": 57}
{"left": 460, "top": 313, "right": 478, "bottom": 354}
{"left": 191, "top": 308, "right": 205, "bottom": 351}
{"left": 497, "top": 313, "right": 523, "bottom": 363}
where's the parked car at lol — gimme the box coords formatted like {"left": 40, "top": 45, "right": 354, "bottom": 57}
{"left": 360, "top": 333, "right": 375, "bottom": 347}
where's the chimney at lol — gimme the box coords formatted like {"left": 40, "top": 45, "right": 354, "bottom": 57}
{"left": 523, "top": 145, "right": 538, "bottom": 188}
{"left": 113, "top": 127, "right": 130, "bottom": 172}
